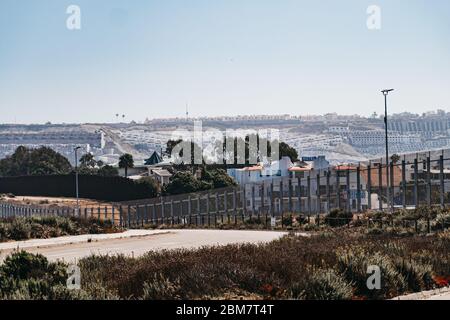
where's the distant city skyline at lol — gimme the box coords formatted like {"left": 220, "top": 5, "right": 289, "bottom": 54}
{"left": 1, "top": 0, "right": 449, "bottom": 124}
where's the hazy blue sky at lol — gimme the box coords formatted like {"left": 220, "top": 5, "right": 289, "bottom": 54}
{"left": 0, "top": 0, "right": 449, "bottom": 123}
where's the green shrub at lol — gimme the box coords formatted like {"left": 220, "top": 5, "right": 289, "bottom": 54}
{"left": 142, "top": 274, "right": 181, "bottom": 300}
{"left": 433, "top": 213, "right": 450, "bottom": 231}
{"left": 9, "top": 219, "right": 32, "bottom": 240}
{"left": 0, "top": 251, "right": 68, "bottom": 299}
{"left": 324, "top": 209, "right": 353, "bottom": 227}
{"left": 282, "top": 216, "right": 293, "bottom": 227}
{"left": 0, "top": 223, "right": 9, "bottom": 241}
{"left": 336, "top": 246, "right": 406, "bottom": 299}
{"left": 392, "top": 258, "right": 434, "bottom": 292}
{"left": 290, "top": 268, "right": 353, "bottom": 300}
{"left": 0, "top": 216, "right": 122, "bottom": 242}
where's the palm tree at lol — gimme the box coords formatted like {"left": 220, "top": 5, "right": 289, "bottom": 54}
{"left": 79, "top": 153, "right": 96, "bottom": 168}
{"left": 119, "top": 153, "right": 134, "bottom": 177}
{"left": 391, "top": 154, "right": 400, "bottom": 164}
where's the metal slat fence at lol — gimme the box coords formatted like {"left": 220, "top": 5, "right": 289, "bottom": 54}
{"left": 2, "top": 149, "right": 450, "bottom": 228}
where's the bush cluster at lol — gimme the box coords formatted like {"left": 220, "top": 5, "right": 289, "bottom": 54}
{"left": 0, "top": 216, "right": 121, "bottom": 242}
{"left": 71, "top": 230, "right": 449, "bottom": 300}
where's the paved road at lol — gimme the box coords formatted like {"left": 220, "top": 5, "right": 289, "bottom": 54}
{"left": 0, "top": 229, "right": 291, "bottom": 263}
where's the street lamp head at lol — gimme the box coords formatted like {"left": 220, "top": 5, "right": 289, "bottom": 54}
{"left": 381, "top": 89, "right": 394, "bottom": 95}
{"left": 74, "top": 146, "right": 81, "bottom": 151}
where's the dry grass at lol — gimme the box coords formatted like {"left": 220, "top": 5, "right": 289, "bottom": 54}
{"left": 77, "top": 228, "right": 449, "bottom": 300}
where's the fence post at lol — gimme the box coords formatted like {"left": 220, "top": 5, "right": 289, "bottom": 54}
{"left": 288, "top": 179, "right": 293, "bottom": 213}
{"left": 170, "top": 200, "right": 174, "bottom": 225}
{"left": 346, "top": 168, "right": 351, "bottom": 213}
{"left": 215, "top": 192, "right": 219, "bottom": 226}
{"left": 224, "top": 190, "right": 228, "bottom": 222}
{"left": 152, "top": 204, "right": 156, "bottom": 224}
{"left": 251, "top": 185, "right": 256, "bottom": 217}
{"left": 390, "top": 160, "right": 395, "bottom": 212}
{"left": 280, "top": 180, "right": 284, "bottom": 215}
{"left": 440, "top": 154, "right": 445, "bottom": 209}
{"left": 233, "top": 189, "right": 237, "bottom": 224}
{"left": 206, "top": 191, "right": 211, "bottom": 226}
{"left": 297, "top": 177, "right": 302, "bottom": 214}
{"left": 427, "top": 155, "right": 431, "bottom": 207}
{"left": 260, "top": 184, "right": 264, "bottom": 218}
{"left": 145, "top": 204, "right": 149, "bottom": 224}
{"left": 119, "top": 206, "right": 123, "bottom": 227}
{"left": 357, "top": 165, "right": 361, "bottom": 213}
{"left": 367, "top": 162, "right": 372, "bottom": 210}
{"left": 127, "top": 205, "right": 131, "bottom": 228}
{"left": 326, "top": 171, "right": 331, "bottom": 213}
{"left": 135, "top": 205, "right": 140, "bottom": 227}
{"left": 188, "top": 195, "right": 192, "bottom": 217}
{"left": 336, "top": 169, "right": 341, "bottom": 210}
{"left": 206, "top": 192, "right": 211, "bottom": 226}
{"left": 316, "top": 173, "right": 320, "bottom": 213}
{"left": 378, "top": 161, "right": 383, "bottom": 210}
{"left": 414, "top": 156, "right": 419, "bottom": 208}
{"left": 270, "top": 182, "right": 274, "bottom": 217}
{"left": 242, "top": 185, "right": 247, "bottom": 217}
{"left": 307, "top": 175, "right": 311, "bottom": 217}
{"left": 111, "top": 207, "right": 115, "bottom": 225}
{"left": 197, "top": 196, "right": 201, "bottom": 225}
{"left": 161, "top": 198, "right": 165, "bottom": 225}
{"left": 402, "top": 159, "right": 407, "bottom": 209}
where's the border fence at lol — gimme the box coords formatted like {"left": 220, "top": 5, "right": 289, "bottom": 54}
{"left": 2, "top": 149, "right": 450, "bottom": 229}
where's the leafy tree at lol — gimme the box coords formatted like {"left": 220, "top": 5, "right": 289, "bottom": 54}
{"left": 166, "top": 139, "right": 203, "bottom": 166}
{"left": 136, "top": 177, "right": 159, "bottom": 197}
{"left": 0, "top": 146, "right": 72, "bottom": 177}
{"left": 391, "top": 154, "right": 400, "bottom": 164}
{"left": 118, "top": 153, "right": 134, "bottom": 177}
{"left": 201, "top": 168, "right": 237, "bottom": 189}
{"left": 217, "top": 135, "right": 298, "bottom": 165}
{"left": 163, "top": 172, "right": 211, "bottom": 195}
{"left": 279, "top": 141, "right": 299, "bottom": 162}
{"left": 79, "top": 153, "right": 96, "bottom": 168}
{"left": 97, "top": 165, "right": 119, "bottom": 177}
{"left": 165, "top": 139, "right": 182, "bottom": 157}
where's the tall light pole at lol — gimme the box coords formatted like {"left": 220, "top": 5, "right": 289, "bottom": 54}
{"left": 74, "top": 146, "right": 81, "bottom": 215}
{"left": 381, "top": 89, "right": 394, "bottom": 212}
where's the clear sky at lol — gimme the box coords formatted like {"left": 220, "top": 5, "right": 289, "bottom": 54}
{"left": 0, "top": 0, "right": 449, "bottom": 124}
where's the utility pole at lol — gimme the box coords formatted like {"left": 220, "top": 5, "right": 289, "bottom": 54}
{"left": 381, "top": 89, "right": 394, "bottom": 212}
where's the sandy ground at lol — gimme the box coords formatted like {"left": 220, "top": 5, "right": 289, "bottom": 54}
{"left": 0, "top": 195, "right": 110, "bottom": 208}
{"left": 0, "top": 229, "right": 291, "bottom": 263}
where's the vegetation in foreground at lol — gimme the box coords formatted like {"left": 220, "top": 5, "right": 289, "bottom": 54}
{"left": 0, "top": 228, "right": 448, "bottom": 300}
{"left": 140, "top": 207, "right": 450, "bottom": 235}
{"left": 0, "top": 216, "right": 122, "bottom": 242}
